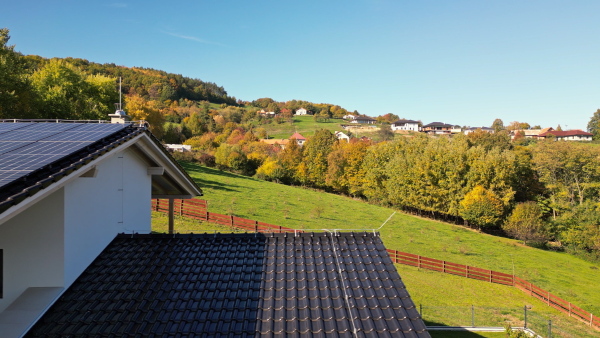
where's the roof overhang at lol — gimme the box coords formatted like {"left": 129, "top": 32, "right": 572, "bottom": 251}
{"left": 0, "top": 132, "right": 201, "bottom": 226}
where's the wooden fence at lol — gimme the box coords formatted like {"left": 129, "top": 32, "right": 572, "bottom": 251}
{"left": 152, "top": 198, "right": 599, "bottom": 330}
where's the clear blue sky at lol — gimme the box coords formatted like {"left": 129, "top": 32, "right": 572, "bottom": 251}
{"left": 3, "top": 1, "right": 600, "bottom": 129}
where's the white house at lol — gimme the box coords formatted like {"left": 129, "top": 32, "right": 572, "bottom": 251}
{"left": 295, "top": 107, "right": 309, "bottom": 115}
{"left": 335, "top": 131, "right": 350, "bottom": 141}
{"left": 351, "top": 116, "right": 377, "bottom": 124}
{"left": 0, "top": 120, "right": 201, "bottom": 337}
{"left": 391, "top": 119, "right": 420, "bottom": 132}
{"left": 537, "top": 129, "right": 593, "bottom": 141}
{"left": 289, "top": 132, "right": 307, "bottom": 146}
{"left": 165, "top": 144, "right": 192, "bottom": 152}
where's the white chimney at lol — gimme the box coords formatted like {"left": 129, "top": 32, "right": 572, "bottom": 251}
{"left": 109, "top": 109, "right": 129, "bottom": 124}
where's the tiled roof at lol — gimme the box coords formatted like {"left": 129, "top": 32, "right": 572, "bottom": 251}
{"left": 290, "top": 132, "right": 306, "bottom": 140}
{"left": 538, "top": 129, "right": 593, "bottom": 137}
{"left": 422, "top": 122, "right": 452, "bottom": 128}
{"left": 392, "top": 119, "right": 419, "bottom": 125}
{"left": 26, "top": 232, "right": 429, "bottom": 337}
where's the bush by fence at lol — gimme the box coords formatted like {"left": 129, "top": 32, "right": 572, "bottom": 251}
{"left": 151, "top": 198, "right": 600, "bottom": 331}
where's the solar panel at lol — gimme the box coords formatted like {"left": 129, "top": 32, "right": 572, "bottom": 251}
{"left": 0, "top": 123, "right": 35, "bottom": 134}
{"left": 0, "top": 122, "right": 128, "bottom": 189}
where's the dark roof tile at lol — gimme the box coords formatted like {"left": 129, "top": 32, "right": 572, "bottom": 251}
{"left": 26, "top": 232, "right": 430, "bottom": 337}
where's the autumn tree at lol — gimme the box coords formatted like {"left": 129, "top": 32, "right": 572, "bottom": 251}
{"left": 326, "top": 139, "right": 370, "bottom": 196}
{"left": 276, "top": 138, "right": 303, "bottom": 184}
{"left": 491, "top": 118, "right": 505, "bottom": 132}
{"left": 459, "top": 185, "right": 504, "bottom": 229}
{"left": 124, "top": 94, "right": 165, "bottom": 138}
{"left": 506, "top": 121, "right": 531, "bottom": 131}
{"left": 361, "top": 139, "right": 405, "bottom": 204}
{"left": 531, "top": 140, "right": 600, "bottom": 211}
{"left": 296, "top": 129, "right": 336, "bottom": 188}
{"left": 502, "top": 201, "right": 548, "bottom": 245}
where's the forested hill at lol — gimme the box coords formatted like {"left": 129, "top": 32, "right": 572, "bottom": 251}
{"left": 24, "top": 55, "right": 238, "bottom": 106}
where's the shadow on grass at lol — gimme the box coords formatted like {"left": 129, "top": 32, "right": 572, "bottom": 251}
{"left": 426, "top": 320, "right": 501, "bottom": 338}
{"left": 180, "top": 162, "right": 254, "bottom": 192}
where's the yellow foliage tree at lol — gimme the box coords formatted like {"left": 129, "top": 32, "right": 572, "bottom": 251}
{"left": 124, "top": 94, "right": 164, "bottom": 138}
{"left": 459, "top": 185, "right": 504, "bottom": 229}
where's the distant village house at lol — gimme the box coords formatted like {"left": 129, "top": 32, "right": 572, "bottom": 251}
{"left": 391, "top": 119, "right": 420, "bottom": 132}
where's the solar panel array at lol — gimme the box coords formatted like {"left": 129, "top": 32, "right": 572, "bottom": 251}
{"left": 0, "top": 122, "right": 126, "bottom": 189}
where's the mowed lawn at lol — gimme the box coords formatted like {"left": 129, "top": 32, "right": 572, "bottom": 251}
{"left": 156, "top": 162, "right": 600, "bottom": 334}
{"left": 260, "top": 116, "right": 350, "bottom": 139}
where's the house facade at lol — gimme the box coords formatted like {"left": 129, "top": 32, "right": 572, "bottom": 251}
{"left": 289, "top": 132, "right": 307, "bottom": 146}
{"left": 335, "top": 131, "right": 350, "bottom": 141}
{"left": 537, "top": 129, "right": 593, "bottom": 141}
{"left": 351, "top": 116, "right": 377, "bottom": 124}
{"left": 421, "top": 122, "right": 453, "bottom": 135}
{"left": 391, "top": 119, "right": 420, "bottom": 132}
{"left": 294, "top": 107, "right": 309, "bottom": 115}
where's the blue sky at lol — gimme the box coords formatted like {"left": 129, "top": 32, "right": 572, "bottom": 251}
{"left": 3, "top": 1, "right": 600, "bottom": 129}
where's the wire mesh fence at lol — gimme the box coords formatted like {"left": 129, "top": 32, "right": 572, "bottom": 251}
{"left": 420, "top": 305, "right": 599, "bottom": 337}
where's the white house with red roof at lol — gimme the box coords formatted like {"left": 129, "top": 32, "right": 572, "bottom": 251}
{"left": 289, "top": 132, "right": 306, "bottom": 146}
{"left": 537, "top": 129, "right": 593, "bottom": 141}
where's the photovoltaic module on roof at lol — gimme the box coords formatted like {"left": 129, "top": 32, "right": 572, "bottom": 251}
{"left": 0, "top": 122, "right": 126, "bottom": 189}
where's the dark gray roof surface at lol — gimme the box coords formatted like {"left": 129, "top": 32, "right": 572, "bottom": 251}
{"left": 26, "top": 232, "right": 429, "bottom": 337}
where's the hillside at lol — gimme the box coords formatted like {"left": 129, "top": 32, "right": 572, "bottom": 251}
{"left": 176, "top": 162, "right": 600, "bottom": 317}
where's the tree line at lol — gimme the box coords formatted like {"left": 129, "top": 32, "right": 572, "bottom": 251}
{"left": 179, "top": 125, "right": 600, "bottom": 261}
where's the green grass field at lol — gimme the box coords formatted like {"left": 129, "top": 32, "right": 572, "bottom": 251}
{"left": 153, "top": 162, "right": 600, "bottom": 336}
{"left": 258, "top": 115, "right": 387, "bottom": 139}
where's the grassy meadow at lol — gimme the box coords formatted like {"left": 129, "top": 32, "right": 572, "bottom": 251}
{"left": 259, "top": 115, "right": 381, "bottom": 139}
{"left": 152, "top": 162, "right": 600, "bottom": 335}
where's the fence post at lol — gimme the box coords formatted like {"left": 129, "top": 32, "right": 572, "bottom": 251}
{"left": 255, "top": 220, "right": 258, "bottom": 233}
{"left": 591, "top": 313, "right": 593, "bottom": 326}
{"left": 489, "top": 270, "right": 492, "bottom": 283}
{"left": 529, "top": 282, "right": 533, "bottom": 296}
{"left": 524, "top": 306, "right": 528, "bottom": 329}
{"left": 548, "top": 320, "right": 552, "bottom": 338}
{"left": 419, "top": 304, "right": 422, "bottom": 317}
{"left": 569, "top": 303, "right": 571, "bottom": 317}
{"left": 230, "top": 215, "right": 234, "bottom": 226}
{"left": 443, "top": 261, "right": 446, "bottom": 273}
{"left": 179, "top": 199, "right": 184, "bottom": 216}
{"left": 206, "top": 211, "right": 209, "bottom": 222}
{"left": 466, "top": 265, "right": 469, "bottom": 278}
{"left": 547, "top": 291, "right": 550, "bottom": 306}
{"left": 471, "top": 305, "right": 475, "bottom": 327}
{"left": 418, "top": 255, "right": 422, "bottom": 269}
{"left": 155, "top": 199, "right": 159, "bottom": 211}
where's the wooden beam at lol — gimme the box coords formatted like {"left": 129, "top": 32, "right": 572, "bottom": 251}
{"left": 168, "top": 198, "right": 174, "bottom": 234}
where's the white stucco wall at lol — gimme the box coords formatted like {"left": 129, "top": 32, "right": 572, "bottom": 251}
{"left": 63, "top": 148, "right": 151, "bottom": 285}
{"left": 0, "top": 146, "right": 152, "bottom": 314}
{"left": 0, "top": 189, "right": 65, "bottom": 313}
